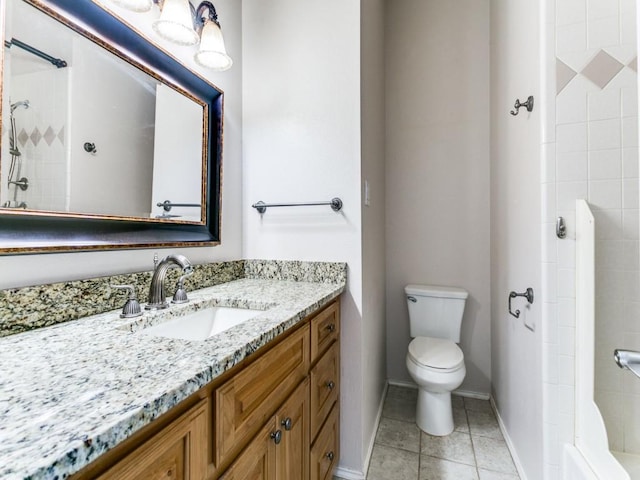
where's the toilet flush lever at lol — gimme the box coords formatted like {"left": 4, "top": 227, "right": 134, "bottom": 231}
{"left": 407, "top": 296, "right": 417, "bottom": 303}
{"left": 508, "top": 288, "right": 534, "bottom": 318}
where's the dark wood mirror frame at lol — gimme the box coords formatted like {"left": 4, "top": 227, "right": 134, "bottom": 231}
{"left": 0, "top": 0, "right": 223, "bottom": 255}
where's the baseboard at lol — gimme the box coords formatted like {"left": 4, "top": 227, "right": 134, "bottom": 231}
{"left": 334, "top": 382, "right": 388, "bottom": 480}
{"left": 454, "top": 389, "right": 490, "bottom": 401}
{"left": 387, "top": 379, "right": 418, "bottom": 390}
{"left": 388, "top": 379, "right": 490, "bottom": 401}
{"left": 490, "top": 396, "right": 529, "bottom": 480}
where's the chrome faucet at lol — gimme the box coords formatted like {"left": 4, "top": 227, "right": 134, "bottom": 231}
{"left": 614, "top": 349, "right": 640, "bottom": 379}
{"left": 146, "top": 254, "right": 193, "bottom": 310}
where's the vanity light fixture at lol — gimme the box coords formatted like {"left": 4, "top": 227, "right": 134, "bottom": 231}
{"left": 109, "top": 0, "right": 232, "bottom": 70}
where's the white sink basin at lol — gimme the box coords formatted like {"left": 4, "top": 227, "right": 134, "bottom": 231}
{"left": 139, "top": 306, "right": 263, "bottom": 341}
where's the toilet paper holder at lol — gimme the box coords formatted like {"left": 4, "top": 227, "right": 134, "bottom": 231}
{"left": 508, "top": 288, "right": 534, "bottom": 318}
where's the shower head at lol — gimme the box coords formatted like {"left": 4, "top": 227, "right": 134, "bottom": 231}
{"left": 10, "top": 100, "right": 29, "bottom": 113}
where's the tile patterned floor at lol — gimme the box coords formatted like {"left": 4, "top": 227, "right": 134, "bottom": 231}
{"left": 338, "top": 385, "right": 520, "bottom": 480}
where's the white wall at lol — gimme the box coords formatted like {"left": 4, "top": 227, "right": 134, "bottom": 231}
{"left": 384, "top": 0, "right": 492, "bottom": 396}
{"left": 241, "top": 0, "right": 367, "bottom": 474}
{"left": 360, "top": 0, "right": 387, "bottom": 471}
{"left": 490, "top": 0, "right": 543, "bottom": 478}
{"left": 0, "top": 0, "right": 243, "bottom": 289}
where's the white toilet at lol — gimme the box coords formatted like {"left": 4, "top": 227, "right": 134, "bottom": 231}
{"left": 405, "top": 284, "right": 468, "bottom": 436}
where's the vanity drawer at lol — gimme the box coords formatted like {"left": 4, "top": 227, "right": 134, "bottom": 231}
{"left": 310, "top": 341, "right": 339, "bottom": 440}
{"left": 310, "top": 404, "right": 339, "bottom": 480}
{"left": 214, "top": 326, "right": 310, "bottom": 469}
{"left": 310, "top": 301, "right": 340, "bottom": 364}
{"left": 95, "top": 400, "right": 207, "bottom": 480}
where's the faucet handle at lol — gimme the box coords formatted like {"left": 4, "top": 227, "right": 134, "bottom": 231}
{"left": 111, "top": 285, "right": 143, "bottom": 318}
{"left": 172, "top": 272, "right": 193, "bottom": 304}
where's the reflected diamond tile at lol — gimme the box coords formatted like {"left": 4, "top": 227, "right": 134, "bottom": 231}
{"left": 43, "top": 126, "right": 56, "bottom": 146}
{"left": 30, "top": 127, "right": 42, "bottom": 146}
{"left": 18, "top": 129, "right": 28, "bottom": 147}
{"left": 57, "top": 126, "right": 65, "bottom": 145}
{"left": 629, "top": 57, "right": 637, "bottom": 72}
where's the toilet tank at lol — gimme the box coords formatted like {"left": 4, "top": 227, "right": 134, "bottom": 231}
{"left": 405, "top": 284, "right": 468, "bottom": 342}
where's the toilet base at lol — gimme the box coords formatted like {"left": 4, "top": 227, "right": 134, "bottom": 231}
{"left": 416, "top": 389, "right": 454, "bottom": 436}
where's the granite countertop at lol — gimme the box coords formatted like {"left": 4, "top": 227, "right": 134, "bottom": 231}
{"left": 0, "top": 278, "right": 345, "bottom": 479}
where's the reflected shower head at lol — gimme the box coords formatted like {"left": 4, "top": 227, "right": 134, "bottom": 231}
{"left": 10, "top": 100, "right": 29, "bottom": 113}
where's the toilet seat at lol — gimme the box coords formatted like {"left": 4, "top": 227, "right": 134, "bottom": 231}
{"left": 408, "top": 337, "right": 464, "bottom": 372}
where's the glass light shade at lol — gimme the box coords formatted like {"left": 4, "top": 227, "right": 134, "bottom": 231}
{"left": 110, "top": 0, "right": 153, "bottom": 12}
{"left": 194, "top": 20, "right": 232, "bottom": 71}
{"left": 152, "top": 0, "right": 199, "bottom": 46}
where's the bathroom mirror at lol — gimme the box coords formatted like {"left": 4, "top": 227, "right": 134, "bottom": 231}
{"left": 0, "top": 0, "right": 223, "bottom": 254}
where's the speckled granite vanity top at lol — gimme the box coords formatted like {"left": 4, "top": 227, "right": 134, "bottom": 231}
{"left": 0, "top": 277, "right": 345, "bottom": 479}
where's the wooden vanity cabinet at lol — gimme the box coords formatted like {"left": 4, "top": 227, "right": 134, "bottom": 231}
{"left": 220, "top": 378, "right": 309, "bottom": 480}
{"left": 71, "top": 298, "right": 340, "bottom": 480}
{"left": 309, "top": 303, "right": 340, "bottom": 480}
{"left": 94, "top": 400, "right": 208, "bottom": 480}
{"left": 212, "top": 326, "right": 309, "bottom": 475}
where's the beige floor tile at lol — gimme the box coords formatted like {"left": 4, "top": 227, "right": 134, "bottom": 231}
{"left": 472, "top": 436, "right": 518, "bottom": 475}
{"left": 463, "top": 397, "right": 493, "bottom": 414}
{"left": 477, "top": 468, "right": 520, "bottom": 479}
{"left": 367, "top": 443, "right": 419, "bottom": 480}
{"left": 468, "top": 410, "right": 502, "bottom": 439}
{"left": 421, "top": 430, "right": 475, "bottom": 466}
{"left": 452, "top": 394, "right": 465, "bottom": 410}
{"left": 382, "top": 394, "right": 417, "bottom": 423}
{"left": 454, "top": 406, "right": 470, "bottom": 433}
{"left": 388, "top": 384, "right": 419, "bottom": 401}
{"left": 420, "top": 455, "right": 479, "bottom": 480}
{"left": 375, "top": 416, "right": 421, "bottom": 453}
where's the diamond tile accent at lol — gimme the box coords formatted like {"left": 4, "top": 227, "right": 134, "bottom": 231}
{"left": 43, "top": 126, "right": 56, "bottom": 146}
{"left": 18, "top": 129, "right": 28, "bottom": 147}
{"left": 556, "top": 59, "right": 577, "bottom": 93}
{"left": 582, "top": 50, "right": 624, "bottom": 89}
{"left": 629, "top": 57, "right": 637, "bottom": 72}
{"left": 57, "top": 126, "right": 65, "bottom": 145}
{"left": 29, "top": 127, "right": 42, "bottom": 146}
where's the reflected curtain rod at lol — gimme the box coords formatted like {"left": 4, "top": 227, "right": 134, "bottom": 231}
{"left": 4, "top": 38, "right": 67, "bottom": 68}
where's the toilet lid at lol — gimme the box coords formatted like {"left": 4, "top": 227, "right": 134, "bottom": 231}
{"left": 408, "top": 337, "right": 464, "bottom": 370}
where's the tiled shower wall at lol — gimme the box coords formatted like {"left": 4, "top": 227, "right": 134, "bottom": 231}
{"left": 6, "top": 67, "right": 69, "bottom": 211}
{"left": 542, "top": 0, "right": 639, "bottom": 477}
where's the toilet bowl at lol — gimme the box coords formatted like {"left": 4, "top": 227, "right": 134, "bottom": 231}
{"left": 406, "top": 336, "right": 465, "bottom": 436}
{"left": 404, "top": 284, "right": 468, "bottom": 436}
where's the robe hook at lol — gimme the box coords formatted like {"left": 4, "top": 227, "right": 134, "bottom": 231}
{"left": 510, "top": 96, "right": 534, "bottom": 116}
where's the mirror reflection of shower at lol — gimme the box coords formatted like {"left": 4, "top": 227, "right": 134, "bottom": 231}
{"left": 4, "top": 98, "right": 30, "bottom": 208}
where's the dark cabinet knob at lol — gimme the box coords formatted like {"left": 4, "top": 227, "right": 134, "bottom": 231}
{"left": 326, "top": 451, "right": 335, "bottom": 461}
{"left": 326, "top": 323, "right": 336, "bottom": 332}
{"left": 326, "top": 380, "right": 335, "bottom": 390}
{"left": 270, "top": 430, "right": 282, "bottom": 444}
{"left": 281, "top": 417, "right": 292, "bottom": 431}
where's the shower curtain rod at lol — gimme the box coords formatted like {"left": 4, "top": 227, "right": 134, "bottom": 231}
{"left": 4, "top": 38, "right": 67, "bottom": 68}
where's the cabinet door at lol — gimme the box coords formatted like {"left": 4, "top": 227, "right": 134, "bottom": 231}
{"left": 275, "top": 378, "right": 310, "bottom": 480}
{"left": 219, "top": 419, "right": 277, "bottom": 480}
{"left": 95, "top": 400, "right": 208, "bottom": 480}
{"left": 214, "top": 327, "right": 309, "bottom": 469}
{"left": 310, "top": 405, "right": 339, "bottom": 480}
{"left": 310, "top": 342, "right": 339, "bottom": 440}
